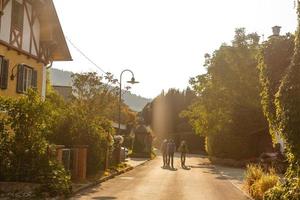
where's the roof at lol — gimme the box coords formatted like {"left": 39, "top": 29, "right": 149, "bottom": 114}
{"left": 38, "top": 0, "right": 72, "bottom": 61}
{"left": 112, "top": 122, "right": 127, "bottom": 130}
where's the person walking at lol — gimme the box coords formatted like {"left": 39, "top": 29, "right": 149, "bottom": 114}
{"left": 160, "top": 139, "right": 168, "bottom": 168}
{"left": 178, "top": 140, "right": 188, "bottom": 168}
{"left": 167, "top": 139, "right": 176, "bottom": 169}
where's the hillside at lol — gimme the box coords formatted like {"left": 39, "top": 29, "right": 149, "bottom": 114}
{"left": 50, "top": 68, "right": 151, "bottom": 111}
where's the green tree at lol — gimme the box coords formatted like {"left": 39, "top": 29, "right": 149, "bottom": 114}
{"left": 183, "top": 28, "right": 270, "bottom": 159}
{"left": 48, "top": 72, "right": 136, "bottom": 174}
{"left": 141, "top": 88, "right": 197, "bottom": 143}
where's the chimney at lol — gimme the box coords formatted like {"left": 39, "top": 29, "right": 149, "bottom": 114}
{"left": 272, "top": 26, "right": 281, "bottom": 36}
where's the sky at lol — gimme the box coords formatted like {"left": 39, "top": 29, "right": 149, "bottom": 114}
{"left": 52, "top": 0, "right": 297, "bottom": 99}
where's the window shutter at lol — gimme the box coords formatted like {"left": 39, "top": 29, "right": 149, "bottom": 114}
{"left": 0, "top": 59, "right": 9, "bottom": 89}
{"left": 32, "top": 70, "right": 37, "bottom": 89}
{"left": 16, "top": 64, "right": 24, "bottom": 93}
{"left": 12, "top": 0, "right": 24, "bottom": 31}
{"left": 0, "top": 56, "right": 2, "bottom": 85}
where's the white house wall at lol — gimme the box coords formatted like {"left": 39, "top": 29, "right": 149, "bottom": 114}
{"left": 22, "top": 1, "right": 31, "bottom": 52}
{"left": 0, "top": 0, "right": 12, "bottom": 42}
{"left": 32, "top": 17, "right": 40, "bottom": 56}
{"left": 0, "top": 0, "right": 42, "bottom": 60}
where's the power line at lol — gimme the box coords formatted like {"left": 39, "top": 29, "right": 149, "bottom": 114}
{"left": 66, "top": 37, "right": 108, "bottom": 75}
{"left": 65, "top": 37, "right": 123, "bottom": 86}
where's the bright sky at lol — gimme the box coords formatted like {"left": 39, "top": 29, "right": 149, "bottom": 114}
{"left": 52, "top": 0, "right": 297, "bottom": 99}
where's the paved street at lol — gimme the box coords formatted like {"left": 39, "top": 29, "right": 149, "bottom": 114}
{"left": 72, "top": 154, "right": 250, "bottom": 200}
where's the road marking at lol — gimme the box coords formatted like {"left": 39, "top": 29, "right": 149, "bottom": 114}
{"left": 119, "top": 176, "right": 134, "bottom": 180}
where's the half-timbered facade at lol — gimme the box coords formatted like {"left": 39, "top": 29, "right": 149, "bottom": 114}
{"left": 0, "top": 0, "right": 71, "bottom": 97}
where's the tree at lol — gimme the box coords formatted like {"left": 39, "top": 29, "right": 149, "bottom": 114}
{"left": 141, "top": 88, "right": 197, "bottom": 146}
{"left": 183, "top": 28, "right": 271, "bottom": 160}
{"left": 48, "top": 72, "right": 136, "bottom": 174}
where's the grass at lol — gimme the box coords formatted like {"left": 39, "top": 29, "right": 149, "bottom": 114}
{"left": 244, "top": 164, "right": 264, "bottom": 189}
{"left": 244, "top": 164, "right": 279, "bottom": 200}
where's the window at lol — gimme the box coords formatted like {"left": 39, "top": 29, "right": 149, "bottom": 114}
{"left": 0, "top": 0, "right": 3, "bottom": 16}
{"left": 12, "top": 0, "right": 24, "bottom": 31}
{"left": 16, "top": 64, "right": 37, "bottom": 93}
{"left": 0, "top": 56, "right": 9, "bottom": 90}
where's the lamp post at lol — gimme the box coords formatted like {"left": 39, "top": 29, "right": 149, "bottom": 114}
{"left": 118, "top": 69, "right": 139, "bottom": 134}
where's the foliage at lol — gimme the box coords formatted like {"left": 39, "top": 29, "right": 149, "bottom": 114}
{"left": 250, "top": 173, "right": 279, "bottom": 200}
{"left": 183, "top": 28, "right": 270, "bottom": 159}
{"left": 244, "top": 164, "right": 279, "bottom": 200}
{"left": 36, "top": 160, "right": 71, "bottom": 197}
{"left": 264, "top": 171, "right": 300, "bottom": 200}
{"left": 47, "top": 72, "right": 122, "bottom": 175}
{"left": 71, "top": 72, "right": 119, "bottom": 120}
{"left": 257, "top": 33, "right": 295, "bottom": 141}
{"left": 0, "top": 90, "right": 71, "bottom": 197}
{"left": 49, "top": 105, "right": 112, "bottom": 175}
{"left": 263, "top": 3, "right": 300, "bottom": 199}
{"left": 141, "top": 88, "right": 196, "bottom": 141}
{"left": 276, "top": 24, "right": 300, "bottom": 164}
{"left": 244, "top": 164, "right": 264, "bottom": 189}
{"left": 71, "top": 72, "right": 136, "bottom": 124}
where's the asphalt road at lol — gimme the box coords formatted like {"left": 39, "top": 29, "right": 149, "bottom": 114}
{"left": 71, "top": 154, "right": 250, "bottom": 200}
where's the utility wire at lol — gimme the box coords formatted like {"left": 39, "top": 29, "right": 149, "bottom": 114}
{"left": 65, "top": 37, "right": 126, "bottom": 88}
{"left": 66, "top": 37, "right": 108, "bottom": 75}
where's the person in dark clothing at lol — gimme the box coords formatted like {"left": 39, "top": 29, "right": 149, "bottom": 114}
{"left": 160, "top": 139, "right": 168, "bottom": 167}
{"left": 178, "top": 140, "right": 188, "bottom": 168}
{"left": 167, "top": 139, "right": 176, "bottom": 169}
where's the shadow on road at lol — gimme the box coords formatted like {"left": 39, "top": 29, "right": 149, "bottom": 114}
{"left": 92, "top": 197, "right": 117, "bottom": 200}
{"left": 182, "top": 166, "right": 191, "bottom": 170}
{"left": 161, "top": 166, "right": 178, "bottom": 171}
{"left": 189, "top": 163, "right": 242, "bottom": 182}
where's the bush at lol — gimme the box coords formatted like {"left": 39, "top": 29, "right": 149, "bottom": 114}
{"left": 250, "top": 173, "right": 279, "bottom": 200}
{"left": 244, "top": 164, "right": 264, "bottom": 189}
{"left": 0, "top": 90, "right": 71, "bottom": 197}
{"left": 205, "top": 131, "right": 267, "bottom": 160}
{"left": 264, "top": 166, "right": 300, "bottom": 200}
{"left": 244, "top": 164, "right": 279, "bottom": 200}
{"left": 36, "top": 160, "right": 71, "bottom": 197}
{"left": 49, "top": 105, "right": 115, "bottom": 175}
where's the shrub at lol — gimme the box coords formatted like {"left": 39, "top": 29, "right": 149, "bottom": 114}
{"left": 264, "top": 166, "right": 300, "bottom": 200}
{"left": 49, "top": 105, "right": 115, "bottom": 175}
{"left": 250, "top": 173, "right": 279, "bottom": 200}
{"left": 37, "top": 160, "right": 71, "bottom": 197}
{"left": 244, "top": 164, "right": 279, "bottom": 200}
{"left": 0, "top": 90, "right": 71, "bottom": 197}
{"left": 205, "top": 131, "right": 266, "bottom": 160}
{"left": 244, "top": 164, "right": 264, "bottom": 190}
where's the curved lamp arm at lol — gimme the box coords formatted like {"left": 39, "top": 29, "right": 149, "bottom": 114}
{"left": 118, "top": 69, "right": 139, "bottom": 134}
{"left": 120, "top": 69, "right": 135, "bottom": 81}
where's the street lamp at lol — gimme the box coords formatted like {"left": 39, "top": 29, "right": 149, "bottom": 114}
{"left": 118, "top": 69, "right": 139, "bottom": 134}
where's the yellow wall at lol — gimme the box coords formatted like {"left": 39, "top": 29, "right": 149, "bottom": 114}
{"left": 0, "top": 43, "right": 44, "bottom": 97}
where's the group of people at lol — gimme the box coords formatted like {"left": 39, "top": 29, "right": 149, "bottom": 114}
{"left": 160, "top": 139, "right": 188, "bottom": 169}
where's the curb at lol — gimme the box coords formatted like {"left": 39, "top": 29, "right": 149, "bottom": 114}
{"left": 213, "top": 166, "right": 254, "bottom": 200}
{"left": 71, "top": 159, "right": 151, "bottom": 196}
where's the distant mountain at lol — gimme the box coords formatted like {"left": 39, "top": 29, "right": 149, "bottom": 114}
{"left": 51, "top": 68, "right": 73, "bottom": 86}
{"left": 50, "top": 68, "right": 151, "bottom": 111}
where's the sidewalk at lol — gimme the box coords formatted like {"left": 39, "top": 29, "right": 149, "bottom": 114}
{"left": 126, "top": 157, "right": 150, "bottom": 167}
{"left": 72, "top": 156, "right": 150, "bottom": 195}
{"left": 214, "top": 165, "right": 253, "bottom": 199}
